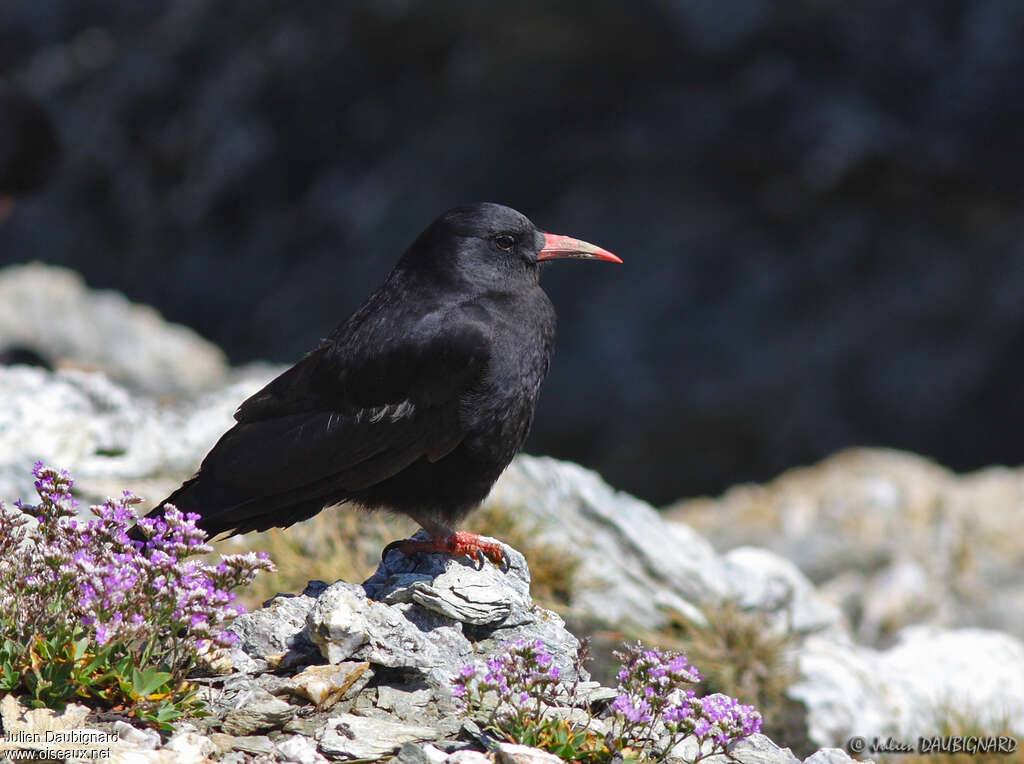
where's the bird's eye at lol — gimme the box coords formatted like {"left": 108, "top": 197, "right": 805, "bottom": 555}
{"left": 494, "top": 234, "right": 515, "bottom": 252}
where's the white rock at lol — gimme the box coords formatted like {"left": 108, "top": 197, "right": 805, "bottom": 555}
{"left": 445, "top": 751, "right": 492, "bottom": 764}
{"left": 722, "top": 547, "right": 843, "bottom": 634}
{"left": 162, "top": 730, "right": 217, "bottom": 763}
{"left": 496, "top": 742, "right": 565, "bottom": 764}
{"left": 803, "top": 749, "right": 873, "bottom": 764}
{"left": 114, "top": 721, "right": 161, "bottom": 750}
{"left": 277, "top": 735, "right": 329, "bottom": 764}
{"left": 0, "top": 366, "right": 270, "bottom": 505}
{"left": 789, "top": 627, "right": 1024, "bottom": 747}
{"left": 319, "top": 713, "right": 440, "bottom": 759}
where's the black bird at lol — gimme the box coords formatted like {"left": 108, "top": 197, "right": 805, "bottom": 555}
{"left": 140, "top": 203, "right": 620, "bottom": 563}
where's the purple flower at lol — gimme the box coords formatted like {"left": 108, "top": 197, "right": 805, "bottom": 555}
{"left": 611, "top": 693, "right": 652, "bottom": 724}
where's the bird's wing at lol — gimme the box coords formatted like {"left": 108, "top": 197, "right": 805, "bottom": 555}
{"left": 174, "top": 304, "right": 491, "bottom": 527}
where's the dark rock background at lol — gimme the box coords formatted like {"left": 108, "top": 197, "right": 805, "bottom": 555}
{"left": 2, "top": 0, "right": 1024, "bottom": 505}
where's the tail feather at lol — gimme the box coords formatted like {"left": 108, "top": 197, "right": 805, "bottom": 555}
{"left": 131, "top": 473, "right": 344, "bottom": 541}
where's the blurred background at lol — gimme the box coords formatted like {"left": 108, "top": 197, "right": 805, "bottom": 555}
{"left": 3, "top": 0, "right": 1024, "bottom": 506}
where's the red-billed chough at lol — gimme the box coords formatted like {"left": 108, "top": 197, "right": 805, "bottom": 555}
{"left": 139, "top": 203, "right": 620, "bottom": 563}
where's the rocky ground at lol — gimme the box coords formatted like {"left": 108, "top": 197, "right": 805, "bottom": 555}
{"left": 1, "top": 267, "right": 1024, "bottom": 761}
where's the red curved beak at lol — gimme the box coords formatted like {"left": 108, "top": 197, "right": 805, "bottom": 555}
{"left": 538, "top": 233, "right": 622, "bottom": 263}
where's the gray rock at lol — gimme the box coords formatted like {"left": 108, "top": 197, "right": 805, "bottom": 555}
{"left": 495, "top": 743, "right": 565, "bottom": 764}
{"left": 318, "top": 713, "right": 441, "bottom": 760}
{"left": 221, "top": 688, "right": 297, "bottom": 736}
{"left": 229, "top": 735, "right": 276, "bottom": 755}
{"left": 366, "top": 533, "right": 532, "bottom": 626}
{"left": 395, "top": 743, "right": 450, "bottom": 764}
{"left": 308, "top": 553, "right": 585, "bottom": 690}
{"left": 230, "top": 593, "right": 321, "bottom": 668}
{"left": 470, "top": 607, "right": 585, "bottom": 683}
{"left": 487, "top": 456, "right": 841, "bottom": 634}
{"left": 308, "top": 580, "right": 474, "bottom": 687}
{"left": 670, "top": 733, "right": 801, "bottom": 764}
{"left": 667, "top": 448, "right": 1024, "bottom": 644}
{"left": 374, "top": 685, "right": 433, "bottom": 718}
{"left": 0, "top": 262, "right": 228, "bottom": 398}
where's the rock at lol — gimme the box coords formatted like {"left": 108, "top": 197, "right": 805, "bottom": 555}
{"left": 789, "top": 627, "right": 1024, "bottom": 746}
{"left": 318, "top": 713, "right": 442, "bottom": 760}
{"left": 162, "top": 730, "right": 218, "bottom": 763}
{"left": 277, "top": 734, "right": 329, "bottom": 764}
{"left": 667, "top": 448, "right": 1024, "bottom": 643}
{"left": 670, "top": 733, "right": 802, "bottom": 764}
{"left": 495, "top": 742, "right": 565, "bottom": 764}
{"left": 229, "top": 592, "right": 321, "bottom": 670}
{"left": 445, "top": 751, "right": 493, "bottom": 764}
{"left": 228, "top": 735, "right": 276, "bottom": 755}
{"left": 308, "top": 552, "right": 584, "bottom": 689}
{"left": 487, "top": 455, "right": 842, "bottom": 634}
{"left": 283, "top": 662, "right": 372, "bottom": 710}
{"left": 114, "top": 721, "right": 161, "bottom": 751}
{"left": 308, "top": 580, "right": 473, "bottom": 687}
{"left": 395, "top": 743, "right": 450, "bottom": 764}
{"left": 0, "top": 695, "right": 90, "bottom": 737}
{"left": 0, "top": 262, "right": 228, "bottom": 397}
{"left": 374, "top": 685, "right": 433, "bottom": 719}
{"left": 367, "top": 533, "right": 532, "bottom": 626}
{"left": 0, "top": 365, "right": 271, "bottom": 506}
{"left": 221, "top": 687, "right": 297, "bottom": 736}
{"left": 803, "top": 750, "right": 872, "bottom": 764}
{"left": 722, "top": 547, "right": 843, "bottom": 635}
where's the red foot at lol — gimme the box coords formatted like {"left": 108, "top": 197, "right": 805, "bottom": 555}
{"left": 392, "top": 530, "right": 506, "bottom": 566}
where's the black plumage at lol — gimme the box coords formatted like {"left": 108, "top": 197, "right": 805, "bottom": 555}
{"left": 142, "top": 203, "right": 619, "bottom": 562}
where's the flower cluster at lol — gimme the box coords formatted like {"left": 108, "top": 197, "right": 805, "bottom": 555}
{"left": 453, "top": 638, "right": 564, "bottom": 732}
{"left": 451, "top": 638, "right": 761, "bottom": 763}
{"left": 0, "top": 463, "right": 274, "bottom": 671}
{"left": 610, "top": 642, "right": 761, "bottom": 761}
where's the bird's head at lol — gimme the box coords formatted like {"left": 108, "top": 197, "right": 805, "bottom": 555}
{"left": 403, "top": 202, "right": 620, "bottom": 289}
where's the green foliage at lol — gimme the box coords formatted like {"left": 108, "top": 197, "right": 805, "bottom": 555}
{"left": 0, "top": 464, "right": 271, "bottom": 730}
{"left": 0, "top": 630, "right": 201, "bottom": 728}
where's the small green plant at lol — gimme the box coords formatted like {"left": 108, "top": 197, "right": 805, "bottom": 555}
{"left": 453, "top": 639, "right": 762, "bottom": 763}
{"left": 0, "top": 463, "right": 274, "bottom": 727}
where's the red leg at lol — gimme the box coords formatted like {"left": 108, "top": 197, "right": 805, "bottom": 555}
{"left": 383, "top": 517, "right": 506, "bottom": 566}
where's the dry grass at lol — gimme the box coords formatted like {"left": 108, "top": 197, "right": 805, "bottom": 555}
{"left": 650, "top": 601, "right": 812, "bottom": 757}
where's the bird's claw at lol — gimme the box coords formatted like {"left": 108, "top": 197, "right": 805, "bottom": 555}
{"left": 382, "top": 530, "right": 506, "bottom": 567}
